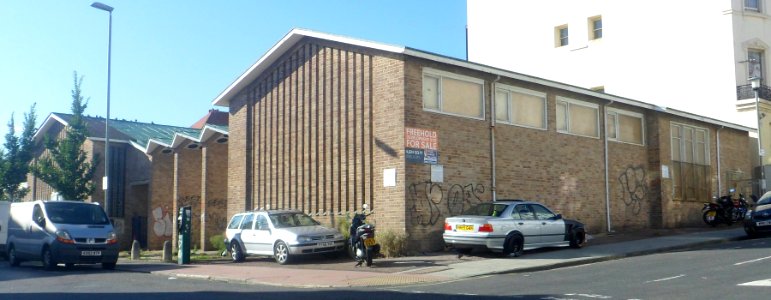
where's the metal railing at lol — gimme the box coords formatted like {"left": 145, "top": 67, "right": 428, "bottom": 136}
{"left": 737, "top": 84, "right": 771, "bottom": 100}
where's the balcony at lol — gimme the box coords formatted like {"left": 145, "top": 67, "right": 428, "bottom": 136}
{"left": 737, "top": 84, "right": 771, "bottom": 100}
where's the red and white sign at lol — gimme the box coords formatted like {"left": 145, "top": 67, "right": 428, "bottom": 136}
{"left": 405, "top": 127, "right": 438, "bottom": 150}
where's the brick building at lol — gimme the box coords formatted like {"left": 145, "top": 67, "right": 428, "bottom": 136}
{"left": 213, "top": 29, "right": 753, "bottom": 252}
{"left": 28, "top": 112, "right": 229, "bottom": 250}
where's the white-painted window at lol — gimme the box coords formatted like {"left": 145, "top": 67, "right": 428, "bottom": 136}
{"left": 555, "top": 25, "right": 569, "bottom": 47}
{"left": 589, "top": 16, "right": 602, "bottom": 40}
{"left": 556, "top": 97, "right": 599, "bottom": 138}
{"left": 749, "top": 49, "right": 764, "bottom": 80}
{"left": 606, "top": 108, "right": 645, "bottom": 145}
{"left": 746, "top": 0, "right": 761, "bottom": 12}
{"left": 422, "top": 68, "right": 485, "bottom": 119}
{"left": 495, "top": 84, "right": 547, "bottom": 130}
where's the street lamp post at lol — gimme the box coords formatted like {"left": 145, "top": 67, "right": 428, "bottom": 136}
{"left": 91, "top": 2, "right": 113, "bottom": 217}
{"left": 751, "top": 76, "right": 766, "bottom": 194}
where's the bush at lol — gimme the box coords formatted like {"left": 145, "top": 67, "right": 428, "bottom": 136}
{"left": 378, "top": 230, "right": 408, "bottom": 258}
{"left": 209, "top": 234, "right": 227, "bottom": 253}
{"left": 336, "top": 214, "right": 352, "bottom": 239}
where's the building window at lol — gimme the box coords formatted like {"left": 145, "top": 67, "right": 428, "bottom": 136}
{"left": 556, "top": 97, "right": 599, "bottom": 138}
{"left": 671, "top": 123, "right": 710, "bottom": 201}
{"left": 422, "top": 68, "right": 485, "bottom": 119}
{"left": 746, "top": 0, "right": 761, "bottom": 12}
{"left": 606, "top": 109, "right": 644, "bottom": 145}
{"left": 495, "top": 84, "right": 547, "bottom": 129}
{"left": 589, "top": 16, "right": 602, "bottom": 40}
{"left": 749, "top": 49, "right": 764, "bottom": 80}
{"left": 555, "top": 25, "right": 569, "bottom": 47}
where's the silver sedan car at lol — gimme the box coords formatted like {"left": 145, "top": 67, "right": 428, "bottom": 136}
{"left": 443, "top": 200, "right": 586, "bottom": 256}
{"left": 225, "top": 210, "right": 345, "bottom": 264}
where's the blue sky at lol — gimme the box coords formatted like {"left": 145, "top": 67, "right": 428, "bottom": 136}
{"left": 0, "top": 0, "right": 467, "bottom": 145}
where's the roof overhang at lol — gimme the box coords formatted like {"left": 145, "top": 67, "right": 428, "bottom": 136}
{"left": 211, "top": 28, "right": 753, "bottom": 133}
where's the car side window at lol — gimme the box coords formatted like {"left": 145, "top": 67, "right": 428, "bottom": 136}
{"left": 227, "top": 215, "right": 244, "bottom": 229}
{"left": 515, "top": 205, "right": 536, "bottom": 220}
{"left": 240, "top": 214, "right": 255, "bottom": 230}
{"left": 531, "top": 204, "right": 556, "bottom": 220}
{"left": 255, "top": 215, "right": 269, "bottom": 230}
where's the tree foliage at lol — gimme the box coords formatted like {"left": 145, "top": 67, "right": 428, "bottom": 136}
{"left": 0, "top": 103, "right": 37, "bottom": 201}
{"left": 32, "top": 73, "right": 97, "bottom": 201}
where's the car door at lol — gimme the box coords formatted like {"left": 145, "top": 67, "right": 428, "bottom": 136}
{"left": 238, "top": 214, "right": 258, "bottom": 253}
{"left": 253, "top": 214, "right": 273, "bottom": 254}
{"left": 531, "top": 204, "right": 566, "bottom": 244}
{"left": 511, "top": 204, "right": 542, "bottom": 245}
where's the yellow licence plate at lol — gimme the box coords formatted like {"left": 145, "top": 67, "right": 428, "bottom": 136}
{"left": 457, "top": 224, "right": 474, "bottom": 231}
{"left": 707, "top": 211, "right": 716, "bottom": 217}
{"left": 364, "top": 238, "right": 377, "bottom": 247}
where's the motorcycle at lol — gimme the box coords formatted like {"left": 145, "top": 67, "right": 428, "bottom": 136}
{"left": 348, "top": 203, "right": 380, "bottom": 267}
{"left": 702, "top": 188, "right": 750, "bottom": 227}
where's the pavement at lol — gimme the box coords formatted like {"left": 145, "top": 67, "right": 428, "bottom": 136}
{"left": 116, "top": 226, "right": 750, "bottom": 288}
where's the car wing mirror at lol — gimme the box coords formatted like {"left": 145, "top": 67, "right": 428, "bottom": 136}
{"left": 36, "top": 216, "right": 46, "bottom": 227}
{"left": 554, "top": 214, "right": 563, "bottom": 220}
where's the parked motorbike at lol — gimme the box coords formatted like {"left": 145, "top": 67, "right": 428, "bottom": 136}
{"left": 702, "top": 188, "right": 750, "bottom": 227}
{"left": 348, "top": 204, "right": 380, "bottom": 267}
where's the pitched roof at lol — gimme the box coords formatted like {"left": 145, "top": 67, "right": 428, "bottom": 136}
{"left": 35, "top": 113, "right": 228, "bottom": 154}
{"left": 191, "top": 109, "right": 229, "bottom": 129}
{"left": 212, "top": 28, "right": 754, "bottom": 133}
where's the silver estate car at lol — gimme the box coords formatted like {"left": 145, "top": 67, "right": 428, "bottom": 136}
{"left": 225, "top": 210, "right": 345, "bottom": 264}
{"left": 443, "top": 200, "right": 586, "bottom": 256}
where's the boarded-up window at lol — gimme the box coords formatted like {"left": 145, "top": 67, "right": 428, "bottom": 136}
{"left": 671, "top": 123, "right": 710, "bottom": 201}
{"left": 422, "top": 69, "right": 484, "bottom": 119}
{"left": 495, "top": 85, "right": 546, "bottom": 129}
{"left": 556, "top": 97, "right": 599, "bottom": 138}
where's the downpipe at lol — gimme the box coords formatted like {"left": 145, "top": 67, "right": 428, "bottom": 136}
{"left": 604, "top": 101, "right": 614, "bottom": 233}
{"left": 491, "top": 75, "right": 500, "bottom": 202}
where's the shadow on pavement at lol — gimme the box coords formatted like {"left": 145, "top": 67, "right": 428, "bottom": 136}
{"left": 3, "top": 291, "right": 558, "bottom": 300}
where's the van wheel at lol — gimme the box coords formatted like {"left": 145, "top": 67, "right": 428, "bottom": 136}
{"left": 41, "top": 247, "right": 56, "bottom": 270}
{"left": 102, "top": 262, "right": 116, "bottom": 270}
{"left": 8, "top": 246, "right": 20, "bottom": 267}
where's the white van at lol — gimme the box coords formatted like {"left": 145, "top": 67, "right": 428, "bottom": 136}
{"left": 6, "top": 200, "right": 119, "bottom": 270}
{"left": 0, "top": 201, "right": 9, "bottom": 258}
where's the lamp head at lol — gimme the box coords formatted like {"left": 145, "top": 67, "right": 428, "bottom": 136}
{"left": 751, "top": 76, "right": 762, "bottom": 90}
{"left": 91, "top": 2, "right": 113, "bottom": 12}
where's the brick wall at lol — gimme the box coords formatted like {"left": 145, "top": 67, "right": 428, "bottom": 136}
{"left": 148, "top": 149, "right": 174, "bottom": 249}
{"left": 173, "top": 143, "right": 203, "bottom": 250}
{"left": 201, "top": 136, "right": 228, "bottom": 250}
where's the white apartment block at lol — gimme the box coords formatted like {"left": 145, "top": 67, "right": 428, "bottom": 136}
{"left": 468, "top": 0, "right": 771, "bottom": 189}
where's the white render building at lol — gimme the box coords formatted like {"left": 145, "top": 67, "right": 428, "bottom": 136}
{"left": 467, "top": 0, "right": 771, "bottom": 193}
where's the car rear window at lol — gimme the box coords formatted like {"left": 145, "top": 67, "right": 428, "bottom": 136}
{"left": 227, "top": 215, "right": 244, "bottom": 229}
{"left": 462, "top": 203, "right": 509, "bottom": 217}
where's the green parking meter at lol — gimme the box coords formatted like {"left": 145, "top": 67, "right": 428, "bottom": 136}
{"left": 177, "top": 206, "right": 192, "bottom": 265}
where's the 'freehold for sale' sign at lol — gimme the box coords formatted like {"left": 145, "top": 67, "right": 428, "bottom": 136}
{"left": 405, "top": 127, "right": 438, "bottom": 150}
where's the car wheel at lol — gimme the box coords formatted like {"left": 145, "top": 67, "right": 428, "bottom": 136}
{"left": 41, "top": 247, "right": 56, "bottom": 270}
{"left": 230, "top": 241, "right": 244, "bottom": 262}
{"left": 569, "top": 228, "right": 586, "bottom": 249}
{"left": 503, "top": 234, "right": 524, "bottom": 257}
{"left": 8, "top": 246, "right": 20, "bottom": 267}
{"left": 274, "top": 241, "right": 291, "bottom": 265}
{"left": 101, "top": 262, "right": 116, "bottom": 270}
{"left": 745, "top": 224, "right": 758, "bottom": 238}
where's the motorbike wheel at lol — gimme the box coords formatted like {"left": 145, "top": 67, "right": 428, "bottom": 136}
{"left": 365, "top": 248, "right": 373, "bottom": 267}
{"left": 702, "top": 210, "right": 719, "bottom": 227}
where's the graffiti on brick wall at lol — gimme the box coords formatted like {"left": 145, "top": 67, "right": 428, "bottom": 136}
{"left": 206, "top": 197, "right": 228, "bottom": 231}
{"left": 408, "top": 181, "right": 485, "bottom": 227}
{"left": 151, "top": 205, "right": 173, "bottom": 237}
{"left": 618, "top": 165, "right": 648, "bottom": 215}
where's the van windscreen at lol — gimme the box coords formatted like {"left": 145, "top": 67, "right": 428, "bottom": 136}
{"left": 44, "top": 203, "right": 110, "bottom": 225}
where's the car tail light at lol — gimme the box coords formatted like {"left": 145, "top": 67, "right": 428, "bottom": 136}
{"left": 478, "top": 224, "right": 494, "bottom": 232}
{"left": 444, "top": 222, "right": 452, "bottom": 231}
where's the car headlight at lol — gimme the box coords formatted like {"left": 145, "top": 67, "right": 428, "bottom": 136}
{"left": 297, "top": 236, "right": 312, "bottom": 243}
{"left": 55, "top": 230, "right": 75, "bottom": 244}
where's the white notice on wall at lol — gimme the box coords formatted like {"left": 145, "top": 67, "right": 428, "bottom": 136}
{"left": 661, "top": 165, "right": 670, "bottom": 179}
{"left": 384, "top": 168, "right": 397, "bottom": 187}
{"left": 431, "top": 164, "right": 443, "bottom": 183}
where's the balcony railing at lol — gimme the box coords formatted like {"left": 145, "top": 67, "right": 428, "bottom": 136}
{"left": 737, "top": 84, "right": 771, "bottom": 100}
